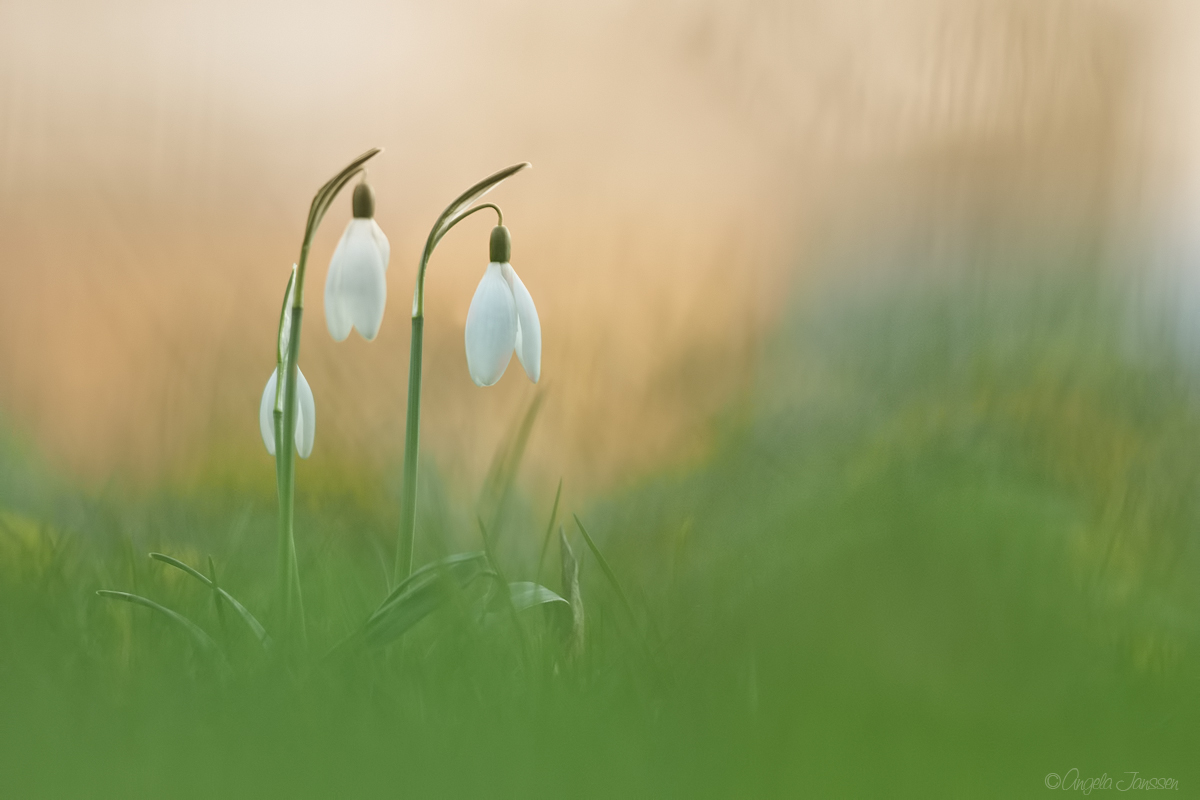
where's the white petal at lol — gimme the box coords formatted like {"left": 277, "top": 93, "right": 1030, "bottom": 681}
{"left": 326, "top": 219, "right": 387, "bottom": 341}
{"left": 344, "top": 219, "right": 388, "bottom": 340}
{"left": 260, "top": 366, "right": 316, "bottom": 458}
{"left": 259, "top": 368, "right": 278, "bottom": 456}
{"left": 464, "top": 263, "right": 517, "bottom": 386}
{"left": 325, "top": 235, "right": 352, "bottom": 343}
{"left": 501, "top": 263, "right": 541, "bottom": 383}
{"left": 367, "top": 218, "right": 391, "bottom": 272}
{"left": 295, "top": 367, "right": 316, "bottom": 458}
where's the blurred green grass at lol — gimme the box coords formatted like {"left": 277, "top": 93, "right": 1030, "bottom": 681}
{"left": 1, "top": 266, "right": 1197, "bottom": 798}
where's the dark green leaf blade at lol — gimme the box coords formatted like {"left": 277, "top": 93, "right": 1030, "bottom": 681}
{"left": 363, "top": 552, "right": 489, "bottom": 649}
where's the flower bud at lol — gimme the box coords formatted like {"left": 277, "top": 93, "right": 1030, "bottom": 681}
{"left": 352, "top": 181, "right": 375, "bottom": 219}
{"left": 489, "top": 225, "right": 511, "bottom": 263}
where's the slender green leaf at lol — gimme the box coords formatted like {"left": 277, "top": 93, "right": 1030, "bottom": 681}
{"left": 276, "top": 266, "right": 297, "bottom": 368}
{"left": 363, "top": 552, "right": 489, "bottom": 648}
{"left": 478, "top": 392, "right": 544, "bottom": 539}
{"left": 573, "top": 515, "right": 638, "bottom": 624}
{"left": 371, "top": 551, "right": 487, "bottom": 617}
{"left": 96, "top": 590, "right": 219, "bottom": 654}
{"left": 560, "top": 526, "right": 585, "bottom": 659}
{"left": 534, "top": 478, "right": 564, "bottom": 590}
{"left": 149, "top": 552, "right": 207, "bottom": 583}
{"left": 149, "top": 553, "right": 272, "bottom": 649}
{"left": 507, "top": 581, "right": 569, "bottom": 612}
{"left": 207, "top": 555, "right": 229, "bottom": 648}
{"left": 572, "top": 516, "right": 668, "bottom": 683}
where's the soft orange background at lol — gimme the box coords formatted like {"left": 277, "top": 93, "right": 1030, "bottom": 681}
{"left": 0, "top": 0, "right": 1196, "bottom": 501}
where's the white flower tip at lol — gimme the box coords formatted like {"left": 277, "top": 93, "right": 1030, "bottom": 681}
{"left": 296, "top": 368, "right": 316, "bottom": 458}
{"left": 504, "top": 264, "right": 542, "bottom": 384}
{"left": 355, "top": 315, "right": 382, "bottom": 342}
{"left": 326, "top": 314, "right": 351, "bottom": 343}
{"left": 469, "top": 364, "right": 506, "bottom": 387}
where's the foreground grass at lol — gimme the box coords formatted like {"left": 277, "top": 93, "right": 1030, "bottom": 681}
{"left": 1, "top": 268, "right": 1198, "bottom": 797}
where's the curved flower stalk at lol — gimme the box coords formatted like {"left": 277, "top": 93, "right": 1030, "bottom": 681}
{"left": 268, "top": 148, "right": 383, "bottom": 646}
{"left": 395, "top": 163, "right": 532, "bottom": 582}
{"left": 325, "top": 180, "right": 391, "bottom": 341}
{"left": 464, "top": 225, "right": 541, "bottom": 386}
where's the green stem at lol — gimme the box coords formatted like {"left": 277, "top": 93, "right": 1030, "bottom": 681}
{"left": 276, "top": 308, "right": 307, "bottom": 650}
{"left": 455, "top": 202, "right": 502, "bottom": 229}
{"left": 274, "top": 408, "right": 287, "bottom": 613}
{"left": 395, "top": 162, "right": 530, "bottom": 584}
{"left": 395, "top": 316, "right": 423, "bottom": 581}
{"left": 270, "top": 147, "right": 382, "bottom": 649}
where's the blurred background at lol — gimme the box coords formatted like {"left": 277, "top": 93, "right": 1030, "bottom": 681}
{"left": 7, "top": 3, "right": 1200, "bottom": 795}
{"left": 4, "top": 0, "right": 1198, "bottom": 503}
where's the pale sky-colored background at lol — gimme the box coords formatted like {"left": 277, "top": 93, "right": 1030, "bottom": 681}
{"left": 1, "top": 0, "right": 1198, "bottom": 502}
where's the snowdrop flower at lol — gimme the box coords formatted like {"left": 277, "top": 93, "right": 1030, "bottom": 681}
{"left": 258, "top": 366, "right": 316, "bottom": 458}
{"left": 325, "top": 180, "right": 390, "bottom": 342}
{"left": 464, "top": 225, "right": 541, "bottom": 386}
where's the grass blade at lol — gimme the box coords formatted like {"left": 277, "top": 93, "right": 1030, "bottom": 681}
{"left": 533, "top": 478, "right": 563, "bottom": 589}
{"left": 149, "top": 552, "right": 207, "bottom": 583}
{"left": 96, "top": 590, "right": 220, "bottom": 654}
{"left": 207, "top": 556, "right": 229, "bottom": 650}
{"left": 371, "top": 551, "right": 487, "bottom": 616}
{"left": 363, "top": 552, "right": 489, "bottom": 649}
{"left": 573, "top": 515, "right": 668, "bottom": 686}
{"left": 478, "top": 392, "right": 545, "bottom": 539}
{"left": 560, "top": 527, "right": 585, "bottom": 660}
{"left": 149, "top": 553, "right": 271, "bottom": 650}
{"left": 507, "top": 581, "right": 569, "bottom": 612}
{"left": 572, "top": 514, "right": 637, "bottom": 624}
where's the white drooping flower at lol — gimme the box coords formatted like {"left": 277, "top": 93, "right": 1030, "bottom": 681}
{"left": 464, "top": 226, "right": 540, "bottom": 386}
{"left": 325, "top": 182, "right": 390, "bottom": 342}
{"left": 258, "top": 366, "right": 316, "bottom": 458}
